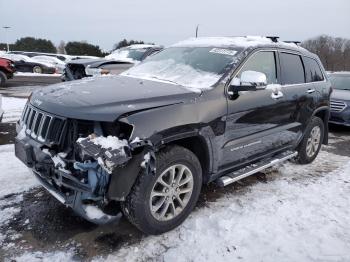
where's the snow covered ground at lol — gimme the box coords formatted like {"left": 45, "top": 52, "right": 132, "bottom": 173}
{"left": 14, "top": 72, "right": 62, "bottom": 77}
{"left": 1, "top": 96, "right": 27, "bottom": 123}
{"left": 0, "top": 97, "right": 350, "bottom": 261}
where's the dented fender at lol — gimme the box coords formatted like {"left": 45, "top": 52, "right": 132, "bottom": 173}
{"left": 107, "top": 147, "right": 156, "bottom": 201}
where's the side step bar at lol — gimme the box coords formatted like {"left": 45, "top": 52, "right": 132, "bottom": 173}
{"left": 216, "top": 150, "right": 298, "bottom": 187}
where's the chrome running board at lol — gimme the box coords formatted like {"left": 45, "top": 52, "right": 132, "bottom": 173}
{"left": 216, "top": 150, "right": 298, "bottom": 187}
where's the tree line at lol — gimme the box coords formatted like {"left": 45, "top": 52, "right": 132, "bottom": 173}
{"left": 1, "top": 35, "right": 349, "bottom": 71}
{"left": 301, "top": 35, "right": 350, "bottom": 71}
{"left": 0, "top": 37, "right": 149, "bottom": 57}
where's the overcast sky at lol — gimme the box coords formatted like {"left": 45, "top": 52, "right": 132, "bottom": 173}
{"left": 0, "top": 0, "right": 349, "bottom": 51}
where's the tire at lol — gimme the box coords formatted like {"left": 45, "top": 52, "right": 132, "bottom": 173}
{"left": 33, "top": 66, "right": 43, "bottom": 74}
{"left": 297, "top": 116, "right": 324, "bottom": 164}
{"left": 122, "top": 145, "right": 202, "bottom": 235}
{"left": 0, "top": 71, "right": 7, "bottom": 87}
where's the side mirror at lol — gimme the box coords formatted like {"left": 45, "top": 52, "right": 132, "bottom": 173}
{"left": 228, "top": 71, "right": 267, "bottom": 95}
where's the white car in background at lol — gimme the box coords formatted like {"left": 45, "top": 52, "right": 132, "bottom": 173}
{"left": 31, "top": 55, "right": 66, "bottom": 74}
{"left": 0, "top": 95, "right": 4, "bottom": 122}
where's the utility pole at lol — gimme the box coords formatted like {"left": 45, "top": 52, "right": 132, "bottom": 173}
{"left": 2, "top": 26, "right": 11, "bottom": 52}
{"left": 195, "top": 25, "right": 199, "bottom": 38}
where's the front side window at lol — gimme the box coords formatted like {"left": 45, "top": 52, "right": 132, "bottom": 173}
{"left": 123, "top": 47, "right": 240, "bottom": 89}
{"left": 303, "top": 57, "right": 324, "bottom": 82}
{"left": 238, "top": 51, "right": 277, "bottom": 85}
{"left": 280, "top": 53, "right": 305, "bottom": 85}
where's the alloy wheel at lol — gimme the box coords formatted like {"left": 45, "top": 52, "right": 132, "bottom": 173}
{"left": 150, "top": 164, "right": 194, "bottom": 221}
{"left": 306, "top": 126, "right": 321, "bottom": 157}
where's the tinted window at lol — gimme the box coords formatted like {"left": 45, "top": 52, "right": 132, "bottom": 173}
{"left": 280, "top": 53, "right": 305, "bottom": 85}
{"left": 303, "top": 57, "right": 324, "bottom": 82}
{"left": 238, "top": 51, "right": 277, "bottom": 84}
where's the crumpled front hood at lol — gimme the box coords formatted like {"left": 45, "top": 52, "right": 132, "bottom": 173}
{"left": 30, "top": 75, "right": 200, "bottom": 122}
{"left": 331, "top": 89, "right": 350, "bottom": 101}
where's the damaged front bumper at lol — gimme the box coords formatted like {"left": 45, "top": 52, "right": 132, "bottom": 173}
{"left": 15, "top": 130, "right": 155, "bottom": 225}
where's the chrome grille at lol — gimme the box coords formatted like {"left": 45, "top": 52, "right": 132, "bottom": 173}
{"left": 21, "top": 104, "right": 66, "bottom": 144}
{"left": 330, "top": 100, "right": 347, "bottom": 112}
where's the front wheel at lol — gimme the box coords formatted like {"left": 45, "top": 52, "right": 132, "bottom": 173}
{"left": 297, "top": 116, "right": 324, "bottom": 164}
{"left": 122, "top": 145, "right": 202, "bottom": 235}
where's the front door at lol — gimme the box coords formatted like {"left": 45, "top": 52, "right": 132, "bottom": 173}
{"left": 219, "top": 50, "right": 299, "bottom": 170}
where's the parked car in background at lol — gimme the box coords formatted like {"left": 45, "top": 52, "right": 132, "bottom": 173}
{"left": 31, "top": 55, "right": 66, "bottom": 74}
{"left": 0, "top": 57, "right": 16, "bottom": 87}
{"left": 15, "top": 36, "right": 331, "bottom": 234}
{"left": 9, "top": 51, "right": 71, "bottom": 62}
{"left": 62, "top": 44, "right": 162, "bottom": 81}
{"left": 9, "top": 51, "right": 100, "bottom": 62}
{"left": 329, "top": 72, "right": 350, "bottom": 126}
{"left": 0, "top": 95, "right": 4, "bottom": 122}
{"left": 0, "top": 54, "right": 56, "bottom": 74}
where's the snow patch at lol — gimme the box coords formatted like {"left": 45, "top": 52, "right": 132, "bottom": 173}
{"left": 140, "top": 152, "right": 151, "bottom": 168}
{"left": 172, "top": 36, "right": 273, "bottom": 48}
{"left": 87, "top": 135, "right": 129, "bottom": 152}
{"left": 12, "top": 250, "right": 75, "bottom": 262}
{"left": 0, "top": 144, "right": 38, "bottom": 198}
{"left": 123, "top": 59, "right": 221, "bottom": 92}
{"left": 1, "top": 97, "right": 27, "bottom": 123}
{"left": 83, "top": 205, "right": 107, "bottom": 220}
{"left": 95, "top": 150, "right": 350, "bottom": 262}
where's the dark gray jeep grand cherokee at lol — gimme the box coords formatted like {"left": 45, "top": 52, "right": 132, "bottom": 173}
{"left": 15, "top": 36, "right": 331, "bottom": 235}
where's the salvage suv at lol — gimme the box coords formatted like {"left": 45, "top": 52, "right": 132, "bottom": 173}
{"left": 15, "top": 36, "right": 331, "bottom": 235}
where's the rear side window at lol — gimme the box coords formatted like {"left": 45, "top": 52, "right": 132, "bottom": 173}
{"left": 280, "top": 53, "right": 305, "bottom": 85}
{"left": 303, "top": 57, "right": 324, "bottom": 82}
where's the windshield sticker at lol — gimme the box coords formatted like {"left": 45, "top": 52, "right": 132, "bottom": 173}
{"left": 209, "top": 48, "right": 237, "bottom": 56}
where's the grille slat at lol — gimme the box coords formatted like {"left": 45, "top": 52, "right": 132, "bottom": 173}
{"left": 20, "top": 104, "right": 66, "bottom": 145}
{"left": 330, "top": 100, "right": 347, "bottom": 112}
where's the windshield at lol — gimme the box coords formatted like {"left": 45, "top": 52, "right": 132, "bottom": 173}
{"left": 105, "top": 47, "right": 149, "bottom": 62}
{"left": 329, "top": 74, "right": 350, "bottom": 90}
{"left": 122, "top": 47, "right": 239, "bottom": 90}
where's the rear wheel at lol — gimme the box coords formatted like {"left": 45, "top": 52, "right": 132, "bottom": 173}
{"left": 122, "top": 145, "right": 202, "bottom": 235}
{"left": 297, "top": 116, "right": 324, "bottom": 164}
{"left": 0, "top": 71, "right": 7, "bottom": 87}
{"left": 33, "top": 66, "right": 43, "bottom": 74}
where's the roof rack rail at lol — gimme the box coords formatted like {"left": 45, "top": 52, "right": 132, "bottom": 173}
{"left": 284, "top": 41, "right": 301, "bottom": 45}
{"left": 266, "top": 36, "right": 279, "bottom": 43}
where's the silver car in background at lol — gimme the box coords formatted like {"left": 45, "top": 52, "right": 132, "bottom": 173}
{"left": 329, "top": 72, "right": 350, "bottom": 127}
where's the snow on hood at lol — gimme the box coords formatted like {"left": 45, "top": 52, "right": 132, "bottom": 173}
{"left": 122, "top": 59, "right": 221, "bottom": 93}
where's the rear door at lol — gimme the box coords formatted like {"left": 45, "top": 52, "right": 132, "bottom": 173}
{"left": 278, "top": 51, "right": 318, "bottom": 135}
{"left": 220, "top": 50, "right": 299, "bottom": 170}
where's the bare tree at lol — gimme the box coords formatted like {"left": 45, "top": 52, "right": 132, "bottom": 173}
{"left": 302, "top": 35, "right": 350, "bottom": 71}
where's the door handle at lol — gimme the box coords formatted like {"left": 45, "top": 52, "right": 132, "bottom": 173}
{"left": 306, "top": 88, "right": 316, "bottom": 94}
{"left": 271, "top": 91, "right": 284, "bottom": 99}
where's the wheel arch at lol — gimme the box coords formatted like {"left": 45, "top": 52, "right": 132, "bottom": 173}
{"left": 312, "top": 106, "right": 330, "bottom": 145}
{"left": 167, "top": 135, "right": 211, "bottom": 184}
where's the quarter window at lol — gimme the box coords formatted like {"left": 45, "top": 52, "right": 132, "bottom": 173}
{"left": 238, "top": 51, "right": 277, "bottom": 85}
{"left": 303, "top": 57, "right": 324, "bottom": 82}
{"left": 280, "top": 53, "right": 305, "bottom": 85}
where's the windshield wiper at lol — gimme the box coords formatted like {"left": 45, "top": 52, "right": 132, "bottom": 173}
{"left": 150, "top": 76, "right": 180, "bottom": 85}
